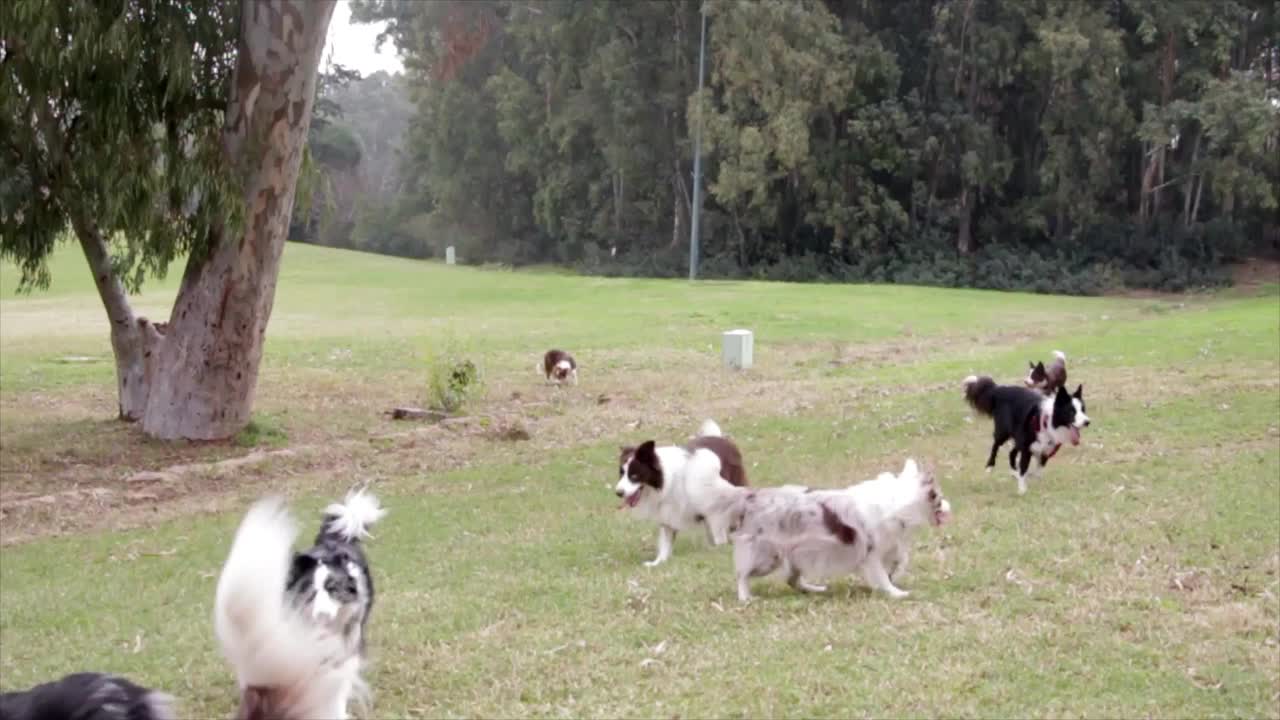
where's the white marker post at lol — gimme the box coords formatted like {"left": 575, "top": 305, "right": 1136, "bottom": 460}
{"left": 722, "top": 329, "right": 754, "bottom": 370}
{"left": 446, "top": 246, "right": 456, "bottom": 265}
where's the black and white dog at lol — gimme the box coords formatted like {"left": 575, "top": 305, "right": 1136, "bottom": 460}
{"left": 964, "top": 375, "right": 1090, "bottom": 495}
{"left": 615, "top": 419, "right": 748, "bottom": 566}
{"left": 215, "top": 489, "right": 385, "bottom": 720}
{"left": 1025, "top": 350, "right": 1068, "bottom": 395}
{"left": 0, "top": 673, "right": 174, "bottom": 720}
{"left": 0, "top": 492, "right": 386, "bottom": 720}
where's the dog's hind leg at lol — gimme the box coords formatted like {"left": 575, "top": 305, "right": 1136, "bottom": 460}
{"left": 887, "top": 542, "right": 910, "bottom": 582}
{"left": 786, "top": 566, "right": 828, "bottom": 594}
{"left": 1015, "top": 449, "right": 1035, "bottom": 495}
{"left": 645, "top": 525, "right": 677, "bottom": 567}
{"left": 1007, "top": 448, "right": 1024, "bottom": 491}
{"left": 986, "top": 431, "right": 1009, "bottom": 471}
{"left": 861, "top": 554, "right": 909, "bottom": 599}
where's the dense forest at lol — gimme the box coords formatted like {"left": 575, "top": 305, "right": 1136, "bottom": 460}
{"left": 302, "top": 0, "right": 1280, "bottom": 294}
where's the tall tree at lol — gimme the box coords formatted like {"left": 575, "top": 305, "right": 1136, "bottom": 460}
{"left": 355, "top": 0, "right": 1279, "bottom": 291}
{"left": 1, "top": 0, "right": 337, "bottom": 439}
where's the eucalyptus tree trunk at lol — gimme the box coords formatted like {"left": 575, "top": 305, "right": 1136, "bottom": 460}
{"left": 71, "top": 214, "right": 164, "bottom": 421}
{"left": 140, "top": 0, "right": 336, "bottom": 440}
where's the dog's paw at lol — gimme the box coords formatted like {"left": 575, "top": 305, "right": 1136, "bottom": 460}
{"left": 885, "top": 588, "right": 910, "bottom": 600}
{"left": 984, "top": 465, "right": 993, "bottom": 474}
{"left": 644, "top": 558, "right": 665, "bottom": 568}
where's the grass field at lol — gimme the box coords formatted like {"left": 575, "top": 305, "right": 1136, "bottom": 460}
{"left": 1, "top": 243, "right": 1278, "bottom": 719}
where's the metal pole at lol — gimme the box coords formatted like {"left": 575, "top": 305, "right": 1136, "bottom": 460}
{"left": 688, "top": 4, "right": 708, "bottom": 281}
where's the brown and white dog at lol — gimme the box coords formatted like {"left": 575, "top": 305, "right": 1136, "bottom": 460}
{"left": 1025, "top": 350, "right": 1067, "bottom": 396}
{"left": 615, "top": 419, "right": 748, "bottom": 566}
{"left": 730, "top": 459, "right": 951, "bottom": 603}
{"left": 538, "top": 349, "right": 578, "bottom": 385}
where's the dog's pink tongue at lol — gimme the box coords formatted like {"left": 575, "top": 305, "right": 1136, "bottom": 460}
{"left": 1070, "top": 427, "right": 1081, "bottom": 446}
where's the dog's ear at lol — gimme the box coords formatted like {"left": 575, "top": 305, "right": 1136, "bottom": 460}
{"left": 1028, "top": 361, "right": 1036, "bottom": 369}
{"left": 1073, "top": 383, "right": 1083, "bottom": 399}
{"left": 286, "top": 551, "right": 319, "bottom": 587}
{"left": 635, "top": 440, "right": 657, "bottom": 465}
{"left": 901, "top": 457, "right": 919, "bottom": 480}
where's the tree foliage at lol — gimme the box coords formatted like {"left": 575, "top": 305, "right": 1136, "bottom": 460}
{"left": 3, "top": 0, "right": 336, "bottom": 439}
{"left": 330, "top": 1, "right": 1277, "bottom": 291}
{"left": 0, "top": 0, "right": 241, "bottom": 291}
{"left": 290, "top": 65, "right": 419, "bottom": 254}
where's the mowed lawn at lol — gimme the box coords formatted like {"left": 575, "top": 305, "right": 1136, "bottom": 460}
{"left": 1, "top": 243, "right": 1277, "bottom": 719}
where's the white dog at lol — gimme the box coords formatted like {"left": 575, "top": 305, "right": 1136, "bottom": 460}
{"left": 615, "top": 419, "right": 748, "bottom": 566}
{"left": 731, "top": 459, "right": 951, "bottom": 603}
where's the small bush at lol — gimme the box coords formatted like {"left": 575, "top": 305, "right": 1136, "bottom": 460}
{"left": 425, "top": 335, "right": 484, "bottom": 414}
{"left": 233, "top": 415, "right": 289, "bottom": 448}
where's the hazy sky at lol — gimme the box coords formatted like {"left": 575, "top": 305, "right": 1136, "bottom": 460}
{"left": 323, "top": 1, "right": 405, "bottom": 76}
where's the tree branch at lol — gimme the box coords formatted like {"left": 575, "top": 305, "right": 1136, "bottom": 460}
{"left": 68, "top": 211, "right": 137, "bottom": 329}
{"left": 27, "top": 84, "right": 138, "bottom": 328}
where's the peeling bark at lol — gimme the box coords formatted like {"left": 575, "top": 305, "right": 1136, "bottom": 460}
{"left": 141, "top": 0, "right": 336, "bottom": 440}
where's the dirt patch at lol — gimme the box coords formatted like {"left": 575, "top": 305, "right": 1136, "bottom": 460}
{"left": 2, "top": 316, "right": 1268, "bottom": 545}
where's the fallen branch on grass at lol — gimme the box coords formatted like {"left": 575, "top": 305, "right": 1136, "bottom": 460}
{"left": 386, "top": 406, "right": 449, "bottom": 422}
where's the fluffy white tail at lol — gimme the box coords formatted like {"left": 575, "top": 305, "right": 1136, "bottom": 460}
{"left": 322, "top": 489, "right": 387, "bottom": 542}
{"left": 1052, "top": 350, "right": 1066, "bottom": 361}
{"left": 698, "top": 419, "right": 723, "bottom": 438}
{"left": 214, "top": 497, "right": 349, "bottom": 692}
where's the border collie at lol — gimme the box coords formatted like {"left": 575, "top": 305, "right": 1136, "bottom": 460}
{"left": 215, "top": 489, "right": 386, "bottom": 720}
{"left": 1025, "top": 350, "right": 1068, "bottom": 395}
{"left": 964, "top": 375, "right": 1090, "bottom": 495}
{"left": 731, "top": 459, "right": 951, "bottom": 603}
{"left": 615, "top": 419, "right": 748, "bottom": 566}
{"left": 0, "top": 673, "right": 175, "bottom": 720}
{"left": 538, "top": 349, "right": 578, "bottom": 385}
